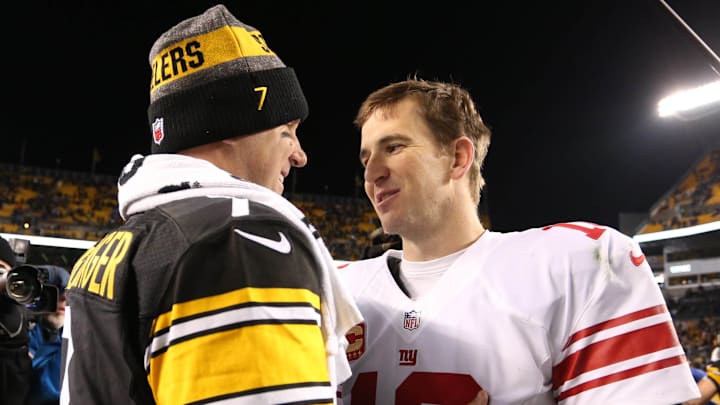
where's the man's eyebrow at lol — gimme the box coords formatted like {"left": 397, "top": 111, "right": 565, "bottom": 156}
{"left": 358, "top": 149, "right": 368, "bottom": 163}
{"left": 358, "top": 134, "right": 409, "bottom": 162}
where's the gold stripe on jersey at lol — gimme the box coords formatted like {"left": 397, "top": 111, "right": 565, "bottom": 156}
{"left": 149, "top": 324, "right": 330, "bottom": 404}
{"left": 146, "top": 303, "right": 322, "bottom": 357}
{"left": 146, "top": 287, "right": 328, "bottom": 403}
{"left": 153, "top": 287, "right": 321, "bottom": 332}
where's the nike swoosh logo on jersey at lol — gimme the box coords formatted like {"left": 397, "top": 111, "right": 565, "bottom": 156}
{"left": 630, "top": 251, "right": 646, "bottom": 266}
{"left": 234, "top": 229, "right": 291, "bottom": 254}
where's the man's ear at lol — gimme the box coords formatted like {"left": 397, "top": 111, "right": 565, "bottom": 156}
{"left": 450, "top": 136, "right": 475, "bottom": 180}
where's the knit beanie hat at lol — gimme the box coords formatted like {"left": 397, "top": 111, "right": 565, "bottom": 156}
{"left": 147, "top": 4, "right": 309, "bottom": 154}
{"left": 0, "top": 237, "right": 16, "bottom": 269}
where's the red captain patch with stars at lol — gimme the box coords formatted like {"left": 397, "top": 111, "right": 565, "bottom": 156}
{"left": 345, "top": 322, "right": 366, "bottom": 361}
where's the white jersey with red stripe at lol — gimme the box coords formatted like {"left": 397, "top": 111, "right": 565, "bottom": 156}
{"left": 337, "top": 222, "right": 699, "bottom": 404}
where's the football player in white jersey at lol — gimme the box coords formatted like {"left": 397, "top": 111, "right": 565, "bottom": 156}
{"left": 337, "top": 78, "right": 701, "bottom": 404}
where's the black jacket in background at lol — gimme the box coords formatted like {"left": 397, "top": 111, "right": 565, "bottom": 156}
{"left": 0, "top": 296, "right": 31, "bottom": 405}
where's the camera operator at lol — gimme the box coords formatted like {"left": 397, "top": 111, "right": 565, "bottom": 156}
{"left": 26, "top": 265, "right": 68, "bottom": 405}
{"left": 0, "top": 236, "right": 31, "bottom": 405}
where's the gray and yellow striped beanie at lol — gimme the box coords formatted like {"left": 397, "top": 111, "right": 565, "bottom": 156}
{"left": 147, "top": 4, "right": 308, "bottom": 154}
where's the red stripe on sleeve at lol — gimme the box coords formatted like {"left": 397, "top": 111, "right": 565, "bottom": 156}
{"left": 562, "top": 305, "right": 666, "bottom": 350}
{"left": 553, "top": 320, "right": 681, "bottom": 389}
{"left": 555, "top": 355, "right": 687, "bottom": 401}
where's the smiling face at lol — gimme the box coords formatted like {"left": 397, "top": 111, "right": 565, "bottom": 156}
{"left": 223, "top": 119, "right": 307, "bottom": 194}
{"left": 359, "top": 98, "right": 455, "bottom": 239}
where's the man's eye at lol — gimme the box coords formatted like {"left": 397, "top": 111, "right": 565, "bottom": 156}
{"left": 387, "top": 144, "right": 403, "bottom": 153}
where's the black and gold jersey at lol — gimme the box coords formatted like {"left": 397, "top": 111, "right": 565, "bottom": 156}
{"left": 62, "top": 195, "right": 333, "bottom": 404}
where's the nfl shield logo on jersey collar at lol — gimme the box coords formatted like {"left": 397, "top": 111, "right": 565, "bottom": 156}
{"left": 403, "top": 310, "right": 421, "bottom": 331}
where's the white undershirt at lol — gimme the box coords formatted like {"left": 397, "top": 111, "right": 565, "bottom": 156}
{"left": 400, "top": 248, "right": 467, "bottom": 299}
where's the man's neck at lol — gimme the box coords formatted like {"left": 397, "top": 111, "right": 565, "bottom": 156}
{"left": 402, "top": 221, "right": 485, "bottom": 261}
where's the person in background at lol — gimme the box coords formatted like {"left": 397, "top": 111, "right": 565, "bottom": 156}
{"left": 28, "top": 265, "right": 69, "bottom": 405}
{"left": 60, "top": 4, "right": 361, "bottom": 405}
{"left": 682, "top": 360, "right": 720, "bottom": 405}
{"left": 709, "top": 333, "right": 720, "bottom": 405}
{"left": 712, "top": 333, "right": 720, "bottom": 363}
{"left": 0, "top": 236, "right": 30, "bottom": 405}
{"left": 362, "top": 227, "right": 402, "bottom": 259}
{"left": 337, "top": 78, "right": 700, "bottom": 403}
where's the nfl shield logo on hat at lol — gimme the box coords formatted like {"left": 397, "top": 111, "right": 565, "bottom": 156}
{"left": 152, "top": 118, "right": 164, "bottom": 145}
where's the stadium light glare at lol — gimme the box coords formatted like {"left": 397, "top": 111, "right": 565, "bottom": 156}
{"left": 0, "top": 232, "right": 96, "bottom": 250}
{"left": 633, "top": 220, "right": 720, "bottom": 243}
{"left": 657, "top": 80, "right": 720, "bottom": 118}
{"left": 669, "top": 264, "right": 692, "bottom": 274}
{"left": 0, "top": 232, "right": 354, "bottom": 267}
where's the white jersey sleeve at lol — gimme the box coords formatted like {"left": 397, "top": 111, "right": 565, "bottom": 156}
{"left": 337, "top": 222, "right": 700, "bottom": 404}
{"left": 536, "top": 222, "right": 698, "bottom": 403}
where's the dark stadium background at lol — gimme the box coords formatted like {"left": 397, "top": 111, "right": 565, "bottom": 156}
{"left": 0, "top": 0, "right": 718, "bottom": 381}
{"left": 3, "top": 0, "right": 719, "bottom": 232}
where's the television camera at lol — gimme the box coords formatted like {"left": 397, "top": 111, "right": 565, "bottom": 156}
{"left": 0, "top": 264, "right": 59, "bottom": 314}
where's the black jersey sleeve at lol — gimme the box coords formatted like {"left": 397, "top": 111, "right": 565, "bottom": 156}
{"left": 62, "top": 196, "right": 334, "bottom": 404}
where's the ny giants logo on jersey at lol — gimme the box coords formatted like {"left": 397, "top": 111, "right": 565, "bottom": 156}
{"left": 404, "top": 310, "right": 421, "bottom": 331}
{"left": 399, "top": 349, "right": 418, "bottom": 366}
{"left": 345, "top": 322, "right": 366, "bottom": 361}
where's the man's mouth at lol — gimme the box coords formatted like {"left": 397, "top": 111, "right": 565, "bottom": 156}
{"left": 375, "top": 189, "right": 398, "bottom": 205}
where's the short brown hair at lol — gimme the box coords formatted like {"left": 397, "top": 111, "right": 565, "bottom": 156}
{"left": 355, "top": 78, "right": 491, "bottom": 205}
